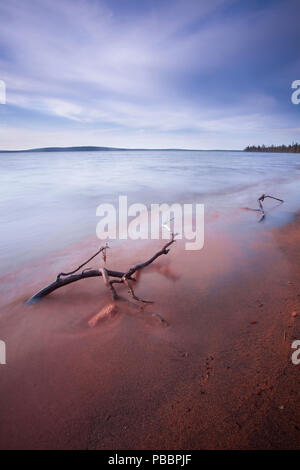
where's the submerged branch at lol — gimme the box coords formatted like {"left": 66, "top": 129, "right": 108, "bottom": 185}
{"left": 27, "top": 236, "right": 176, "bottom": 304}
{"left": 26, "top": 268, "right": 129, "bottom": 304}
{"left": 244, "top": 194, "right": 284, "bottom": 222}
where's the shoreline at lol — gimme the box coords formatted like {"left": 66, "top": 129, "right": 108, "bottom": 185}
{"left": 0, "top": 211, "right": 299, "bottom": 449}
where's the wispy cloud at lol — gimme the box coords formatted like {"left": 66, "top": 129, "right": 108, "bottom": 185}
{"left": 0, "top": 0, "right": 299, "bottom": 149}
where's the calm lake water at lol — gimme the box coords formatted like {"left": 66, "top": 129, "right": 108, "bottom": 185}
{"left": 1, "top": 150, "right": 300, "bottom": 274}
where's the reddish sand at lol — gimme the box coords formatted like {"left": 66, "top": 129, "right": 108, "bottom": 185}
{"left": 0, "top": 216, "right": 299, "bottom": 449}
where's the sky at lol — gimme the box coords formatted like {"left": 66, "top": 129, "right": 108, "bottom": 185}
{"left": 0, "top": 0, "right": 299, "bottom": 150}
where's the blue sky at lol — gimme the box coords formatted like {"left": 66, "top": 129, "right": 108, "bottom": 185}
{"left": 0, "top": 0, "right": 299, "bottom": 150}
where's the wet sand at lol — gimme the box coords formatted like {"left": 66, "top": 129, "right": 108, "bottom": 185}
{"left": 0, "top": 214, "right": 299, "bottom": 449}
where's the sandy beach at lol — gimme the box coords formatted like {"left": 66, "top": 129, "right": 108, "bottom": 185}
{"left": 0, "top": 209, "right": 299, "bottom": 450}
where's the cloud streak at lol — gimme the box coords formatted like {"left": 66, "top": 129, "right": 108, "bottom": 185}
{"left": 0, "top": 0, "right": 299, "bottom": 149}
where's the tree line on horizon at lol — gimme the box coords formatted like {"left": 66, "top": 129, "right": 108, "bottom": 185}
{"left": 244, "top": 143, "right": 300, "bottom": 153}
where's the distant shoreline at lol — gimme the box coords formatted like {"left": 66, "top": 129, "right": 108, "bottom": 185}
{"left": 244, "top": 143, "right": 300, "bottom": 153}
{"left": 0, "top": 146, "right": 240, "bottom": 153}
{"left": 1, "top": 145, "right": 300, "bottom": 154}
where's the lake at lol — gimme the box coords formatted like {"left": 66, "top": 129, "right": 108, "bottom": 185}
{"left": 1, "top": 150, "right": 300, "bottom": 274}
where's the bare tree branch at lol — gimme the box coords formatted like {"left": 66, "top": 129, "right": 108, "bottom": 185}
{"left": 26, "top": 268, "right": 130, "bottom": 304}
{"left": 27, "top": 235, "right": 176, "bottom": 304}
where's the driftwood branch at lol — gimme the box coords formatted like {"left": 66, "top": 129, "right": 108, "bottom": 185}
{"left": 244, "top": 194, "right": 284, "bottom": 222}
{"left": 26, "top": 268, "right": 131, "bottom": 304}
{"left": 27, "top": 235, "right": 176, "bottom": 304}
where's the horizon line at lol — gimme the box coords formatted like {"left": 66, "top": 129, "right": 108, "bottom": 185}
{"left": 0, "top": 145, "right": 242, "bottom": 153}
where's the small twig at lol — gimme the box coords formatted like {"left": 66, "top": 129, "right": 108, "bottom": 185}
{"left": 56, "top": 245, "right": 108, "bottom": 281}
{"left": 123, "top": 233, "right": 176, "bottom": 280}
{"left": 108, "top": 280, "right": 120, "bottom": 300}
{"left": 258, "top": 194, "right": 284, "bottom": 203}
{"left": 100, "top": 267, "right": 110, "bottom": 287}
{"left": 122, "top": 276, "right": 153, "bottom": 303}
{"left": 244, "top": 194, "right": 284, "bottom": 222}
{"left": 257, "top": 196, "right": 265, "bottom": 222}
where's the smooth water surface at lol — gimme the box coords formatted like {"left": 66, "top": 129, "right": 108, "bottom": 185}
{"left": 1, "top": 150, "right": 300, "bottom": 273}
